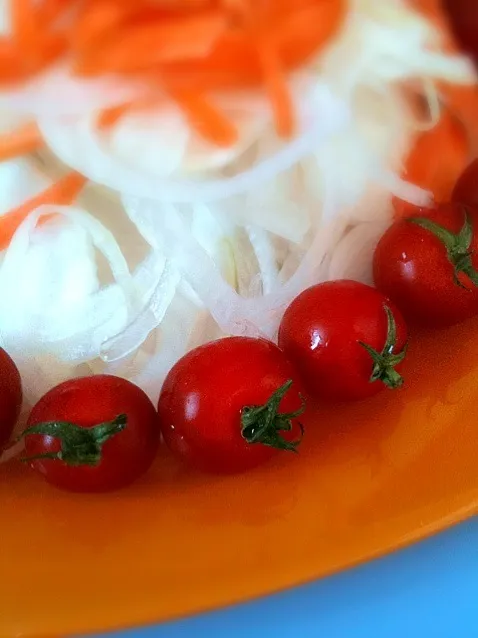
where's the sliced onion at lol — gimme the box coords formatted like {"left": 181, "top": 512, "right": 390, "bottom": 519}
{"left": 374, "top": 168, "right": 433, "bottom": 207}
{"left": 0, "top": 64, "right": 146, "bottom": 117}
{"left": 0, "top": 203, "right": 166, "bottom": 364}
{"left": 0, "top": 0, "right": 474, "bottom": 411}
{"left": 122, "top": 196, "right": 244, "bottom": 326}
{"left": 411, "top": 77, "right": 442, "bottom": 132}
{"left": 321, "top": 0, "right": 476, "bottom": 94}
{"left": 328, "top": 220, "right": 391, "bottom": 284}
{"left": 0, "top": 158, "right": 52, "bottom": 215}
{"left": 39, "top": 84, "right": 349, "bottom": 203}
{"left": 122, "top": 189, "right": 345, "bottom": 339}
{"left": 101, "top": 260, "right": 180, "bottom": 362}
{"left": 245, "top": 226, "right": 280, "bottom": 295}
{"left": 127, "top": 296, "right": 202, "bottom": 402}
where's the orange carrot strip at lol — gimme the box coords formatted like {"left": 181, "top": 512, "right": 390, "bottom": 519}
{"left": 97, "top": 95, "right": 164, "bottom": 129}
{"left": 172, "top": 90, "right": 238, "bottom": 147}
{"left": 155, "top": 2, "right": 346, "bottom": 90}
{"left": 38, "top": 31, "right": 69, "bottom": 62}
{"left": 155, "top": 0, "right": 216, "bottom": 7}
{"left": 11, "top": 0, "right": 41, "bottom": 61}
{"left": 39, "top": 0, "right": 74, "bottom": 26}
{"left": 0, "top": 122, "right": 45, "bottom": 161}
{"left": 97, "top": 103, "right": 135, "bottom": 129}
{"left": 0, "top": 38, "right": 30, "bottom": 83}
{"left": 75, "top": 10, "right": 227, "bottom": 74}
{"left": 10, "top": 0, "right": 68, "bottom": 77}
{"left": 268, "top": 2, "right": 347, "bottom": 68}
{"left": 0, "top": 172, "right": 88, "bottom": 251}
{"left": 71, "top": 0, "right": 136, "bottom": 53}
{"left": 256, "top": 38, "right": 294, "bottom": 138}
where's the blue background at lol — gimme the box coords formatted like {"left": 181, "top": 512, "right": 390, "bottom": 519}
{"left": 97, "top": 518, "right": 478, "bottom": 637}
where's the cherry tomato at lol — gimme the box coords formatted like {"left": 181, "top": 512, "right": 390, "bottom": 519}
{"left": 278, "top": 280, "right": 408, "bottom": 402}
{"left": 158, "top": 337, "right": 305, "bottom": 474}
{"left": 0, "top": 348, "right": 22, "bottom": 449}
{"left": 443, "top": 0, "right": 478, "bottom": 64}
{"left": 452, "top": 158, "right": 478, "bottom": 207}
{"left": 374, "top": 203, "right": 478, "bottom": 327}
{"left": 23, "top": 375, "right": 159, "bottom": 492}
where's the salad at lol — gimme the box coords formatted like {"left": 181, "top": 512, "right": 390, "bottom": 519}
{"left": 0, "top": 0, "right": 478, "bottom": 489}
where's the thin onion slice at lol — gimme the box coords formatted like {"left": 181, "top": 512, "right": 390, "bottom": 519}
{"left": 38, "top": 83, "right": 349, "bottom": 203}
{"left": 100, "top": 260, "right": 180, "bottom": 362}
{"left": 0, "top": 64, "right": 147, "bottom": 117}
{"left": 328, "top": 220, "right": 391, "bottom": 284}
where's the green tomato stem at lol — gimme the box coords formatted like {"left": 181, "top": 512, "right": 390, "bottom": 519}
{"left": 21, "top": 414, "right": 128, "bottom": 466}
{"left": 241, "top": 380, "right": 305, "bottom": 452}
{"left": 359, "top": 305, "right": 407, "bottom": 390}
{"left": 409, "top": 208, "right": 478, "bottom": 289}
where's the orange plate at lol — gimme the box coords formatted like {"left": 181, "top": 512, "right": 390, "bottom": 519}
{"left": 2, "top": 319, "right": 478, "bottom": 637}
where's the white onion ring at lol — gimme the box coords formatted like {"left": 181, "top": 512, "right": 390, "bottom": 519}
{"left": 39, "top": 84, "right": 350, "bottom": 204}
{"left": 0, "top": 65, "right": 147, "bottom": 117}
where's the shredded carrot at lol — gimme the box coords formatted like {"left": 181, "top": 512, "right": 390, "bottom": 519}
{"left": 39, "top": 0, "right": 75, "bottom": 27}
{"left": 394, "top": 109, "right": 469, "bottom": 218}
{"left": 158, "top": 0, "right": 214, "bottom": 6}
{"left": 0, "top": 172, "right": 87, "bottom": 251}
{"left": 256, "top": 38, "right": 294, "bottom": 139}
{"left": 171, "top": 90, "right": 238, "bottom": 147}
{"left": 96, "top": 95, "right": 164, "bottom": 129}
{"left": 11, "top": 0, "right": 40, "bottom": 60}
{"left": 75, "top": 10, "right": 228, "bottom": 74}
{"left": 97, "top": 103, "right": 136, "bottom": 130}
{"left": 8, "top": 1, "right": 69, "bottom": 78}
{"left": 268, "top": 3, "right": 347, "bottom": 69}
{"left": 0, "top": 123, "right": 45, "bottom": 162}
{"left": 0, "top": 39, "right": 30, "bottom": 82}
{"left": 0, "top": 0, "right": 347, "bottom": 144}
{"left": 70, "top": 0, "right": 136, "bottom": 53}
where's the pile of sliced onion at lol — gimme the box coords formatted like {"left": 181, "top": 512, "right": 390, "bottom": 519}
{"left": 0, "top": 0, "right": 476, "bottom": 464}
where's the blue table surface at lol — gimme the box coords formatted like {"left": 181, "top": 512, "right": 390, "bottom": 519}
{"left": 94, "top": 517, "right": 478, "bottom": 638}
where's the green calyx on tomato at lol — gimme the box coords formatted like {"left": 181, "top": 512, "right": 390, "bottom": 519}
{"left": 359, "top": 305, "right": 407, "bottom": 390}
{"left": 21, "top": 414, "right": 127, "bottom": 466}
{"left": 241, "top": 380, "right": 305, "bottom": 452}
{"left": 409, "top": 209, "right": 478, "bottom": 290}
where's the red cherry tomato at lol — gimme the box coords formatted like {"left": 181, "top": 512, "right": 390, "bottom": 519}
{"left": 0, "top": 348, "right": 22, "bottom": 449}
{"left": 374, "top": 203, "right": 478, "bottom": 327}
{"left": 278, "top": 280, "right": 408, "bottom": 402}
{"left": 443, "top": 0, "right": 478, "bottom": 64}
{"left": 158, "top": 337, "right": 305, "bottom": 474}
{"left": 452, "top": 158, "right": 478, "bottom": 207}
{"left": 23, "top": 375, "right": 159, "bottom": 492}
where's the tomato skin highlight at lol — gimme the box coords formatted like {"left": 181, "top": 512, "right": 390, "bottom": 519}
{"left": 24, "top": 375, "right": 159, "bottom": 492}
{"left": 157, "top": 337, "right": 305, "bottom": 474}
{"left": 0, "top": 348, "right": 22, "bottom": 449}
{"left": 278, "top": 281, "right": 408, "bottom": 402}
{"left": 373, "top": 204, "right": 478, "bottom": 328}
{"left": 452, "top": 159, "right": 478, "bottom": 207}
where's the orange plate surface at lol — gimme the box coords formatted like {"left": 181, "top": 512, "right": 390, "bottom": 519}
{"left": 1, "top": 319, "right": 478, "bottom": 637}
